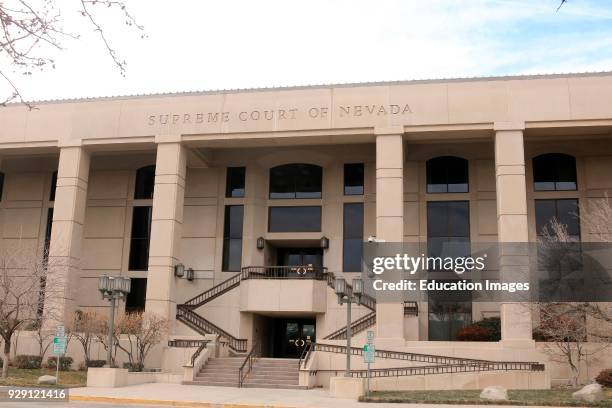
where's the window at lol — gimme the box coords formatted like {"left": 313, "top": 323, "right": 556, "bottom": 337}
{"left": 226, "top": 167, "right": 246, "bottom": 198}
{"left": 535, "top": 199, "right": 580, "bottom": 240}
{"left": 128, "top": 206, "right": 152, "bottom": 270}
{"left": 0, "top": 172, "right": 4, "bottom": 201}
{"left": 426, "top": 156, "right": 469, "bottom": 193}
{"left": 222, "top": 205, "right": 244, "bottom": 271}
{"left": 533, "top": 153, "right": 577, "bottom": 191}
{"left": 269, "top": 164, "right": 322, "bottom": 199}
{"left": 44, "top": 208, "right": 54, "bottom": 257}
{"left": 344, "top": 163, "right": 364, "bottom": 195}
{"left": 268, "top": 206, "right": 321, "bottom": 232}
{"left": 343, "top": 203, "right": 363, "bottom": 272}
{"left": 134, "top": 165, "right": 156, "bottom": 199}
{"left": 125, "top": 278, "right": 147, "bottom": 313}
{"left": 427, "top": 201, "right": 470, "bottom": 262}
{"left": 428, "top": 287, "right": 472, "bottom": 341}
{"left": 49, "top": 171, "right": 57, "bottom": 201}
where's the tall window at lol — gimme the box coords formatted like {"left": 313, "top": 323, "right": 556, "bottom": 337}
{"left": 344, "top": 163, "right": 364, "bottom": 195}
{"left": 426, "top": 156, "right": 468, "bottom": 193}
{"left": 0, "top": 172, "right": 4, "bottom": 201}
{"left": 268, "top": 206, "right": 321, "bottom": 232}
{"left": 134, "top": 165, "right": 156, "bottom": 199}
{"left": 343, "top": 203, "right": 363, "bottom": 272}
{"left": 226, "top": 167, "right": 246, "bottom": 198}
{"left": 533, "top": 153, "right": 577, "bottom": 191}
{"left": 49, "top": 171, "right": 57, "bottom": 201}
{"left": 125, "top": 278, "right": 147, "bottom": 313}
{"left": 222, "top": 205, "right": 244, "bottom": 272}
{"left": 427, "top": 201, "right": 471, "bottom": 340}
{"left": 535, "top": 199, "right": 580, "bottom": 240}
{"left": 269, "top": 164, "right": 322, "bottom": 199}
{"left": 129, "top": 166, "right": 155, "bottom": 271}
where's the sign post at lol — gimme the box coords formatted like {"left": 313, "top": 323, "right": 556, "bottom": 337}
{"left": 364, "top": 331, "right": 375, "bottom": 396}
{"left": 53, "top": 326, "right": 66, "bottom": 385}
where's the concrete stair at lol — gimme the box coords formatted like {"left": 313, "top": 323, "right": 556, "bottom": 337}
{"left": 185, "top": 357, "right": 305, "bottom": 389}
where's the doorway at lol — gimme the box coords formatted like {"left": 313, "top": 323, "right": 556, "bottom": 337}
{"left": 277, "top": 247, "right": 323, "bottom": 268}
{"left": 271, "top": 318, "right": 316, "bottom": 358}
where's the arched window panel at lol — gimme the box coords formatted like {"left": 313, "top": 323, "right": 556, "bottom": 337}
{"left": 269, "top": 164, "right": 322, "bottom": 199}
{"left": 426, "top": 156, "right": 469, "bottom": 193}
{"left": 134, "top": 165, "right": 156, "bottom": 199}
{"left": 533, "top": 153, "right": 577, "bottom": 191}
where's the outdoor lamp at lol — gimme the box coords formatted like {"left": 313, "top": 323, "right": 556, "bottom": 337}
{"left": 174, "top": 263, "right": 185, "bottom": 278}
{"left": 97, "top": 275, "right": 131, "bottom": 367}
{"left": 320, "top": 236, "right": 329, "bottom": 249}
{"left": 98, "top": 275, "right": 110, "bottom": 293}
{"left": 334, "top": 277, "right": 346, "bottom": 297}
{"left": 352, "top": 278, "right": 363, "bottom": 305}
{"left": 186, "top": 268, "right": 195, "bottom": 281}
{"left": 256, "top": 237, "right": 265, "bottom": 250}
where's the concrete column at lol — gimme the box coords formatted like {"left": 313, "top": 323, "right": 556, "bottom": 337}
{"left": 145, "top": 137, "right": 187, "bottom": 327}
{"left": 45, "top": 145, "right": 90, "bottom": 324}
{"left": 375, "top": 127, "right": 405, "bottom": 342}
{"left": 494, "top": 122, "right": 534, "bottom": 346}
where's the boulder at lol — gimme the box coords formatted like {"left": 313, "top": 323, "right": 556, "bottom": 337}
{"left": 572, "top": 383, "right": 604, "bottom": 403}
{"left": 480, "top": 385, "right": 508, "bottom": 401}
{"left": 37, "top": 375, "right": 57, "bottom": 385}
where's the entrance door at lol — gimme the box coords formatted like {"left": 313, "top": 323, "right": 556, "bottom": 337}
{"left": 272, "top": 318, "right": 316, "bottom": 358}
{"left": 277, "top": 248, "right": 323, "bottom": 268}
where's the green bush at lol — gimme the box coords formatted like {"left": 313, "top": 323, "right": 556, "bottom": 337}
{"left": 596, "top": 369, "right": 612, "bottom": 388}
{"left": 456, "top": 317, "right": 501, "bottom": 341}
{"left": 14, "top": 355, "right": 42, "bottom": 369}
{"left": 123, "top": 362, "right": 143, "bottom": 372}
{"left": 87, "top": 359, "right": 106, "bottom": 368}
{"left": 47, "top": 356, "right": 73, "bottom": 371}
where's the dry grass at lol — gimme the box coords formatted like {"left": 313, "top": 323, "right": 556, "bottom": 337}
{"left": 0, "top": 368, "right": 86, "bottom": 388}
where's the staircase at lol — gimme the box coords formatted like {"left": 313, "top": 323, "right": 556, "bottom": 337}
{"left": 186, "top": 357, "right": 304, "bottom": 389}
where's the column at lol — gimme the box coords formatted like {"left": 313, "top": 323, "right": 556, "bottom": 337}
{"left": 45, "top": 144, "right": 90, "bottom": 325}
{"left": 494, "top": 122, "right": 534, "bottom": 346}
{"left": 145, "top": 137, "right": 187, "bottom": 326}
{"left": 375, "top": 127, "right": 405, "bottom": 341}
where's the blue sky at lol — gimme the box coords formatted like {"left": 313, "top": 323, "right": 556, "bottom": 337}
{"left": 3, "top": 0, "right": 612, "bottom": 101}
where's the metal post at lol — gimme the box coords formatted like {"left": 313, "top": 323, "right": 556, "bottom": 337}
{"left": 345, "top": 297, "right": 351, "bottom": 377}
{"left": 106, "top": 295, "right": 116, "bottom": 367}
{"left": 55, "top": 353, "right": 60, "bottom": 385}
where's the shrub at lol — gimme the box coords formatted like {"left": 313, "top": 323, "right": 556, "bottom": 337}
{"left": 456, "top": 317, "right": 501, "bottom": 341}
{"left": 14, "top": 355, "right": 42, "bottom": 369}
{"left": 596, "top": 369, "right": 612, "bottom": 388}
{"left": 47, "top": 356, "right": 73, "bottom": 371}
{"left": 123, "top": 362, "right": 144, "bottom": 372}
{"left": 87, "top": 359, "right": 106, "bottom": 368}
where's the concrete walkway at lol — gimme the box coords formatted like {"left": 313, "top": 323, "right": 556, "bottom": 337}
{"left": 69, "top": 383, "right": 556, "bottom": 408}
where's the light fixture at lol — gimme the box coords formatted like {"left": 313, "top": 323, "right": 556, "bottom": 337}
{"left": 186, "top": 268, "right": 195, "bottom": 281}
{"left": 333, "top": 276, "right": 365, "bottom": 377}
{"left": 256, "top": 237, "right": 265, "bottom": 250}
{"left": 320, "top": 236, "right": 329, "bottom": 249}
{"left": 334, "top": 277, "right": 346, "bottom": 297}
{"left": 174, "top": 263, "right": 185, "bottom": 278}
{"left": 97, "top": 275, "right": 131, "bottom": 367}
{"left": 352, "top": 278, "right": 363, "bottom": 305}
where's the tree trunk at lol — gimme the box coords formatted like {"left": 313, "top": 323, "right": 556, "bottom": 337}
{"left": 2, "top": 338, "right": 10, "bottom": 378}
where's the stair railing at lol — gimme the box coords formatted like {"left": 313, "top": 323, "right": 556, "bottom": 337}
{"left": 238, "top": 342, "right": 260, "bottom": 387}
{"left": 182, "top": 273, "right": 242, "bottom": 309}
{"left": 323, "top": 311, "right": 376, "bottom": 340}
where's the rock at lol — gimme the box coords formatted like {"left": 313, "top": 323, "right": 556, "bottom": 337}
{"left": 37, "top": 375, "right": 57, "bottom": 385}
{"left": 480, "top": 385, "right": 508, "bottom": 400}
{"left": 572, "top": 383, "right": 604, "bottom": 403}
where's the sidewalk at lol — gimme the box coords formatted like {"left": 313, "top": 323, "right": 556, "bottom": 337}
{"left": 69, "top": 383, "right": 550, "bottom": 408}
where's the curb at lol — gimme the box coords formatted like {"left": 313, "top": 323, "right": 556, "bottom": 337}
{"left": 69, "top": 394, "right": 296, "bottom": 408}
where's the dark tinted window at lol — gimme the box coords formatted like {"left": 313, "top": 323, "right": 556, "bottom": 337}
{"left": 428, "top": 286, "right": 472, "bottom": 341}
{"left": 343, "top": 203, "right": 363, "bottom": 272}
{"left": 533, "top": 153, "right": 577, "bottom": 191}
{"left": 226, "top": 167, "right": 246, "bottom": 198}
{"left": 49, "top": 171, "right": 57, "bottom": 201}
{"left": 0, "top": 172, "right": 4, "bottom": 201}
{"left": 129, "top": 206, "right": 152, "bottom": 270}
{"left": 427, "top": 201, "right": 470, "bottom": 262}
{"left": 222, "top": 205, "right": 244, "bottom": 271}
{"left": 44, "top": 208, "right": 54, "bottom": 258}
{"left": 134, "top": 165, "right": 156, "bottom": 199}
{"left": 344, "top": 163, "right": 364, "bottom": 195}
{"left": 426, "top": 156, "right": 468, "bottom": 193}
{"left": 535, "top": 199, "right": 580, "bottom": 239}
{"left": 269, "top": 164, "right": 322, "bottom": 199}
{"left": 268, "top": 206, "right": 321, "bottom": 232}
{"left": 125, "top": 278, "right": 147, "bottom": 313}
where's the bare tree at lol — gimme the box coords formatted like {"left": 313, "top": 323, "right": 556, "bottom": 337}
{"left": 67, "top": 309, "right": 105, "bottom": 368}
{"left": 0, "top": 239, "right": 61, "bottom": 378}
{"left": 114, "top": 312, "right": 168, "bottom": 371}
{"left": 1, "top": 0, "right": 144, "bottom": 106}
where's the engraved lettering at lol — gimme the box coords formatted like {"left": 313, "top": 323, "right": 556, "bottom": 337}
{"left": 148, "top": 115, "right": 155, "bottom": 125}
{"left": 196, "top": 113, "right": 204, "bottom": 123}
{"left": 172, "top": 114, "right": 180, "bottom": 124}
{"left": 183, "top": 113, "right": 191, "bottom": 123}
{"left": 239, "top": 111, "right": 248, "bottom": 121}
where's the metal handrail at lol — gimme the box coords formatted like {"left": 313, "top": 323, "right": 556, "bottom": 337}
{"left": 242, "top": 265, "right": 328, "bottom": 280}
{"left": 404, "top": 301, "right": 419, "bottom": 316}
{"left": 190, "top": 341, "right": 209, "bottom": 366}
{"left": 183, "top": 273, "right": 242, "bottom": 309}
{"left": 323, "top": 311, "right": 376, "bottom": 340}
{"left": 324, "top": 271, "right": 377, "bottom": 311}
{"left": 238, "top": 342, "right": 260, "bottom": 387}
{"left": 298, "top": 341, "right": 312, "bottom": 369}
{"left": 168, "top": 339, "right": 210, "bottom": 348}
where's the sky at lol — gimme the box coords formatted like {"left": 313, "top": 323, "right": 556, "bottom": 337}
{"left": 3, "top": 0, "right": 612, "bottom": 102}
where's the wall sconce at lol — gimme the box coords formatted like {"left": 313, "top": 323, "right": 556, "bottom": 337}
{"left": 186, "top": 268, "right": 195, "bottom": 281}
{"left": 174, "top": 263, "right": 185, "bottom": 278}
{"left": 320, "top": 236, "right": 329, "bottom": 249}
{"left": 256, "top": 237, "right": 265, "bottom": 250}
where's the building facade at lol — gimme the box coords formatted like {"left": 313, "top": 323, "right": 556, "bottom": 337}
{"left": 1, "top": 72, "right": 611, "bottom": 388}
